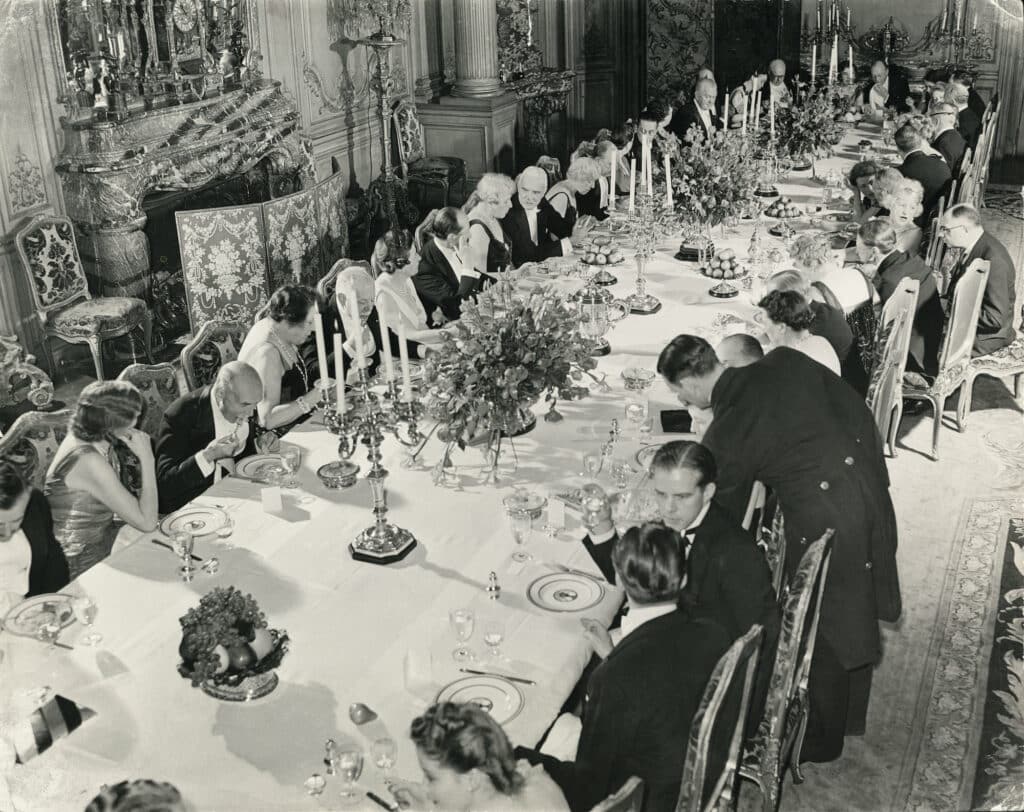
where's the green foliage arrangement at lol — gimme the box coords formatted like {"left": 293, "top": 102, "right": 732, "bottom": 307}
{"left": 662, "top": 129, "right": 760, "bottom": 226}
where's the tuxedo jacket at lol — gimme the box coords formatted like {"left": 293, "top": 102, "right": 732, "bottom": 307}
{"left": 899, "top": 151, "right": 951, "bottom": 225}
{"left": 932, "top": 128, "right": 966, "bottom": 176}
{"left": 967, "top": 86, "right": 986, "bottom": 118}
{"left": 858, "top": 75, "right": 911, "bottom": 113}
{"left": 520, "top": 610, "right": 730, "bottom": 812}
{"left": 669, "top": 101, "right": 722, "bottom": 143}
{"left": 958, "top": 107, "right": 983, "bottom": 151}
{"left": 500, "top": 195, "right": 567, "bottom": 269}
{"left": 413, "top": 238, "right": 485, "bottom": 325}
{"left": 583, "top": 502, "right": 779, "bottom": 643}
{"left": 154, "top": 387, "right": 258, "bottom": 514}
{"left": 948, "top": 231, "right": 1018, "bottom": 356}
{"left": 702, "top": 347, "right": 900, "bottom": 671}
{"left": 874, "top": 250, "right": 945, "bottom": 376}
{"left": 22, "top": 489, "right": 70, "bottom": 597}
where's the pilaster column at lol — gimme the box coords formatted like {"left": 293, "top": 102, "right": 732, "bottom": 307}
{"left": 451, "top": 0, "right": 502, "bottom": 98}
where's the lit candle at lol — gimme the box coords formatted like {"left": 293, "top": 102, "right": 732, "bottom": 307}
{"left": 664, "top": 154, "right": 673, "bottom": 207}
{"left": 332, "top": 333, "right": 345, "bottom": 413}
{"left": 374, "top": 293, "right": 394, "bottom": 382}
{"left": 628, "top": 157, "right": 636, "bottom": 214}
{"left": 741, "top": 92, "right": 748, "bottom": 134}
{"left": 313, "top": 303, "right": 329, "bottom": 389}
{"left": 811, "top": 44, "right": 817, "bottom": 86}
{"left": 848, "top": 45, "right": 854, "bottom": 76}
{"left": 942, "top": 8, "right": 947, "bottom": 30}
{"left": 721, "top": 89, "right": 727, "bottom": 129}
{"left": 609, "top": 151, "right": 616, "bottom": 212}
{"left": 847, "top": 8, "right": 850, "bottom": 26}
{"left": 973, "top": 12, "right": 977, "bottom": 29}
{"left": 396, "top": 310, "right": 412, "bottom": 403}
{"left": 816, "top": 0, "right": 821, "bottom": 30}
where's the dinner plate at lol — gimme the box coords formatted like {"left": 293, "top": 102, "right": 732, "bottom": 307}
{"left": 821, "top": 212, "right": 852, "bottom": 225}
{"left": 527, "top": 572, "right": 605, "bottom": 613}
{"left": 2, "top": 593, "right": 76, "bottom": 638}
{"left": 233, "top": 454, "right": 287, "bottom": 484}
{"left": 437, "top": 675, "right": 524, "bottom": 725}
{"left": 160, "top": 504, "right": 230, "bottom": 537}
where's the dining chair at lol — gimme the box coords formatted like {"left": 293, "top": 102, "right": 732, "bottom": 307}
{"left": 901, "top": 259, "right": 990, "bottom": 460}
{"left": 866, "top": 278, "right": 919, "bottom": 457}
{"left": 413, "top": 209, "right": 440, "bottom": 253}
{"left": 757, "top": 508, "right": 788, "bottom": 601}
{"left": 392, "top": 98, "right": 467, "bottom": 209}
{"left": 674, "top": 624, "right": 763, "bottom": 812}
{"left": 0, "top": 408, "right": 71, "bottom": 490}
{"left": 739, "top": 532, "right": 834, "bottom": 812}
{"left": 179, "top": 321, "right": 247, "bottom": 392}
{"left": 116, "top": 363, "right": 182, "bottom": 439}
{"left": 537, "top": 155, "right": 564, "bottom": 187}
{"left": 589, "top": 777, "right": 645, "bottom": 812}
{"left": 15, "top": 215, "right": 152, "bottom": 381}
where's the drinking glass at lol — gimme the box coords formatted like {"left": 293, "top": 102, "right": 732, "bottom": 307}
{"left": 35, "top": 620, "right": 61, "bottom": 652}
{"left": 215, "top": 513, "right": 234, "bottom": 547}
{"left": 449, "top": 609, "right": 475, "bottom": 662}
{"left": 508, "top": 511, "right": 533, "bottom": 562}
{"left": 482, "top": 619, "right": 504, "bottom": 660}
{"left": 72, "top": 596, "right": 102, "bottom": 646}
{"left": 336, "top": 749, "right": 364, "bottom": 804}
{"left": 281, "top": 447, "right": 301, "bottom": 489}
{"left": 624, "top": 396, "right": 649, "bottom": 439}
{"left": 581, "top": 450, "right": 603, "bottom": 481}
{"left": 171, "top": 529, "right": 195, "bottom": 581}
{"left": 372, "top": 737, "right": 397, "bottom": 774}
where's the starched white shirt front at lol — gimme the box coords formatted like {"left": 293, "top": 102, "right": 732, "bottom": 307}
{"left": 195, "top": 394, "right": 249, "bottom": 478}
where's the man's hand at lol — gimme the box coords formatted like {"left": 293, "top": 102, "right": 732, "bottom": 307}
{"left": 203, "top": 434, "right": 244, "bottom": 464}
{"left": 581, "top": 618, "right": 614, "bottom": 659}
{"left": 570, "top": 216, "right": 595, "bottom": 245}
{"left": 389, "top": 781, "right": 432, "bottom": 811}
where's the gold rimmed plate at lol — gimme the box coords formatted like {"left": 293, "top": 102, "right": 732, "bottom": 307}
{"left": 2, "top": 593, "right": 76, "bottom": 638}
{"left": 436, "top": 675, "right": 524, "bottom": 725}
{"left": 526, "top": 571, "right": 605, "bottom": 613}
{"left": 159, "top": 504, "right": 230, "bottom": 537}
{"left": 234, "top": 454, "right": 287, "bottom": 484}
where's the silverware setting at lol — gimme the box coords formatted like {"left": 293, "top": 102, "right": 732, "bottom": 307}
{"left": 459, "top": 667, "right": 535, "bottom": 686}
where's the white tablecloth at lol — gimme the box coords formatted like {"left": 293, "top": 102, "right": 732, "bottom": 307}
{"left": 2, "top": 121, "right": 892, "bottom": 811}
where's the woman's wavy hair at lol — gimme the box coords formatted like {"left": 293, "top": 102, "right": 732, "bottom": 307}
{"left": 70, "top": 381, "right": 144, "bottom": 442}
{"left": 410, "top": 702, "right": 524, "bottom": 796}
{"left": 461, "top": 173, "right": 515, "bottom": 214}
{"left": 758, "top": 289, "right": 816, "bottom": 331}
{"left": 267, "top": 284, "right": 317, "bottom": 326}
{"left": 372, "top": 229, "right": 414, "bottom": 276}
{"left": 566, "top": 156, "right": 603, "bottom": 187}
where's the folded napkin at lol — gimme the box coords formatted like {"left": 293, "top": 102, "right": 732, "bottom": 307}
{"left": 539, "top": 713, "right": 582, "bottom": 762}
{"left": 13, "top": 694, "right": 95, "bottom": 764}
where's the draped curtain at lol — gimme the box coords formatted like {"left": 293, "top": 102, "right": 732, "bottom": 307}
{"left": 991, "top": 0, "right": 1024, "bottom": 160}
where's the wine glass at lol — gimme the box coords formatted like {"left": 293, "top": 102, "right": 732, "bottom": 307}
{"left": 482, "top": 619, "right": 504, "bottom": 661}
{"left": 624, "top": 396, "right": 649, "bottom": 439}
{"left": 71, "top": 597, "right": 102, "bottom": 646}
{"left": 215, "top": 512, "right": 234, "bottom": 548}
{"left": 281, "top": 447, "right": 301, "bottom": 489}
{"left": 581, "top": 450, "right": 603, "bottom": 481}
{"left": 336, "top": 748, "right": 364, "bottom": 805}
{"left": 171, "top": 529, "right": 195, "bottom": 581}
{"left": 449, "top": 608, "right": 475, "bottom": 662}
{"left": 508, "top": 511, "right": 533, "bottom": 562}
{"left": 372, "top": 737, "right": 397, "bottom": 775}
{"left": 35, "top": 620, "right": 61, "bottom": 652}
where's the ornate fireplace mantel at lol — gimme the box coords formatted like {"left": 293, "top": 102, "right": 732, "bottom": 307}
{"left": 55, "top": 79, "right": 312, "bottom": 298}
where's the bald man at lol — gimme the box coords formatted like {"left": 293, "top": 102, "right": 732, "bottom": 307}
{"left": 669, "top": 77, "right": 723, "bottom": 143}
{"left": 859, "top": 60, "right": 911, "bottom": 118}
{"left": 716, "top": 334, "right": 764, "bottom": 368}
{"left": 767, "top": 59, "right": 793, "bottom": 108}
{"left": 155, "top": 361, "right": 264, "bottom": 513}
{"left": 500, "top": 166, "right": 592, "bottom": 268}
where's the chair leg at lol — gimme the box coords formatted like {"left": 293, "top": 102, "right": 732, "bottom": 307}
{"left": 790, "top": 710, "right": 810, "bottom": 785}
{"left": 955, "top": 381, "right": 970, "bottom": 432}
{"left": 888, "top": 401, "right": 904, "bottom": 458}
{"left": 929, "top": 396, "right": 942, "bottom": 460}
{"left": 87, "top": 336, "right": 105, "bottom": 380}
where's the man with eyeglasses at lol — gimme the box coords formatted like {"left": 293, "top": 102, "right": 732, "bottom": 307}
{"left": 928, "top": 103, "right": 966, "bottom": 175}
{"left": 940, "top": 204, "right": 1017, "bottom": 357}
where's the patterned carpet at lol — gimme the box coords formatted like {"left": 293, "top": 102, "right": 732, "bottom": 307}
{"left": 985, "top": 185, "right": 1024, "bottom": 221}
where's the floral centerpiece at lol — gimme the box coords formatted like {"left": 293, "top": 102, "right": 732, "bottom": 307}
{"left": 663, "top": 129, "right": 760, "bottom": 228}
{"left": 422, "top": 286, "right": 598, "bottom": 452}
{"left": 178, "top": 587, "right": 288, "bottom": 701}
{"left": 769, "top": 91, "right": 844, "bottom": 169}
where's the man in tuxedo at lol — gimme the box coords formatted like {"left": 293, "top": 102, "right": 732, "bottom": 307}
{"left": 413, "top": 207, "right": 485, "bottom": 324}
{"left": 716, "top": 333, "right": 764, "bottom": 368}
{"left": 929, "top": 103, "right": 967, "bottom": 176}
{"left": 657, "top": 336, "right": 901, "bottom": 764}
{"left": 940, "top": 203, "right": 1018, "bottom": 357}
{"left": 951, "top": 70, "right": 986, "bottom": 117}
{"left": 500, "top": 166, "right": 590, "bottom": 269}
{"left": 856, "top": 219, "right": 945, "bottom": 376}
{"left": 520, "top": 523, "right": 731, "bottom": 812}
{"left": 0, "top": 459, "right": 69, "bottom": 600}
{"left": 767, "top": 58, "right": 794, "bottom": 108}
{"left": 155, "top": 361, "right": 263, "bottom": 514}
{"left": 947, "top": 83, "right": 982, "bottom": 151}
{"left": 669, "top": 78, "right": 722, "bottom": 143}
{"left": 859, "top": 60, "right": 911, "bottom": 118}
{"left": 896, "top": 124, "right": 951, "bottom": 226}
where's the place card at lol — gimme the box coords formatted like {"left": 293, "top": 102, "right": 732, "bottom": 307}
{"left": 547, "top": 498, "right": 565, "bottom": 530}
{"left": 261, "top": 486, "right": 283, "bottom": 514}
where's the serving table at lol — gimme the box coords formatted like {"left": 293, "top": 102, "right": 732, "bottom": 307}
{"left": 1, "top": 121, "right": 894, "bottom": 811}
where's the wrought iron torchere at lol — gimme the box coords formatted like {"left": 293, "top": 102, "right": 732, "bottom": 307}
{"left": 320, "top": 370, "right": 424, "bottom": 564}
{"left": 361, "top": 35, "right": 404, "bottom": 231}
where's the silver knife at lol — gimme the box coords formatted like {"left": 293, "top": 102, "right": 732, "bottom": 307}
{"left": 459, "top": 667, "right": 535, "bottom": 686}
{"left": 550, "top": 562, "right": 607, "bottom": 583}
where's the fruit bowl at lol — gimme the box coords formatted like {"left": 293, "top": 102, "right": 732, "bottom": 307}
{"left": 183, "top": 629, "right": 289, "bottom": 701}
{"left": 581, "top": 235, "right": 624, "bottom": 266}
{"left": 764, "top": 197, "right": 803, "bottom": 219}
{"left": 699, "top": 264, "right": 748, "bottom": 281}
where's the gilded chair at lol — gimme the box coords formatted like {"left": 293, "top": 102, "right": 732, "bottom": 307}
{"left": 902, "top": 259, "right": 990, "bottom": 459}
{"left": 757, "top": 509, "right": 788, "bottom": 601}
{"left": 0, "top": 333, "right": 54, "bottom": 412}
{"left": 590, "top": 777, "right": 644, "bottom": 812}
{"left": 15, "top": 215, "right": 152, "bottom": 381}
{"left": 179, "top": 321, "right": 247, "bottom": 392}
{"left": 537, "top": 155, "right": 564, "bottom": 187}
{"left": 393, "top": 98, "right": 468, "bottom": 208}
{"left": 0, "top": 409, "right": 71, "bottom": 490}
{"left": 866, "top": 278, "right": 919, "bottom": 457}
{"left": 675, "top": 624, "right": 764, "bottom": 812}
{"left": 116, "top": 363, "right": 182, "bottom": 439}
{"left": 739, "top": 532, "right": 834, "bottom": 812}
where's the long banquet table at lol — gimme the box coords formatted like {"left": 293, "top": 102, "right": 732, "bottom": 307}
{"left": 2, "top": 120, "right": 895, "bottom": 811}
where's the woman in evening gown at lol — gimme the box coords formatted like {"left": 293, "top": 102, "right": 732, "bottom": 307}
{"left": 544, "top": 156, "right": 602, "bottom": 238}
{"left": 373, "top": 229, "right": 445, "bottom": 361}
{"left": 462, "top": 173, "right": 514, "bottom": 278}
{"left": 44, "top": 381, "right": 158, "bottom": 579}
